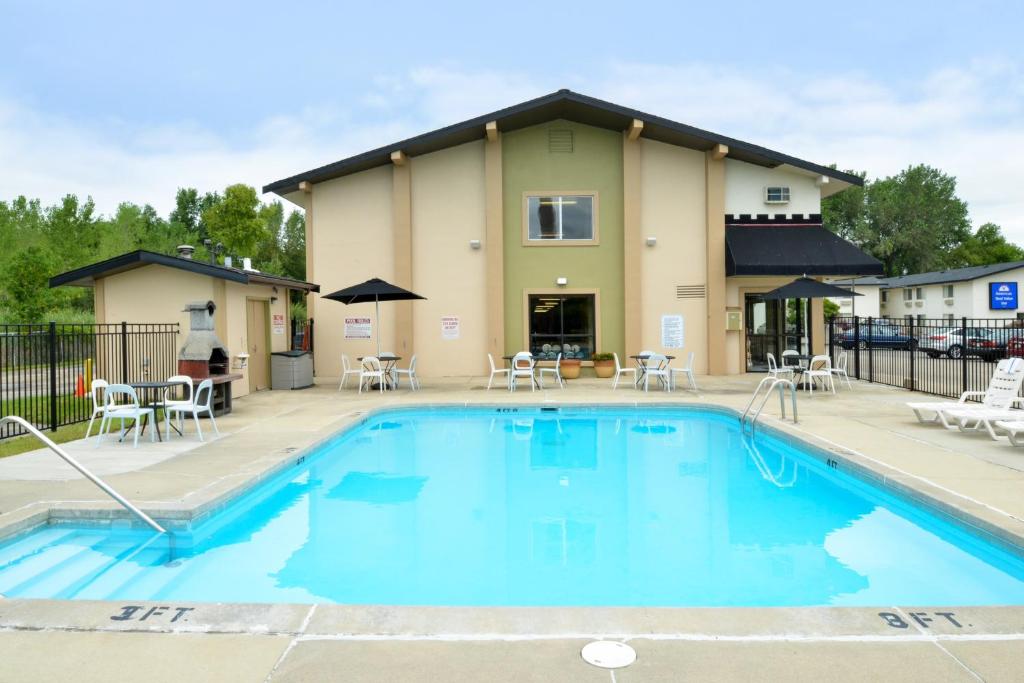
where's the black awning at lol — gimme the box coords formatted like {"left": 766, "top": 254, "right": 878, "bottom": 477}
{"left": 725, "top": 226, "right": 884, "bottom": 277}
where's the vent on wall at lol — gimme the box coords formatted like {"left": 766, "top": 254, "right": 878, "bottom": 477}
{"left": 548, "top": 129, "right": 574, "bottom": 153}
{"left": 676, "top": 284, "right": 706, "bottom": 299}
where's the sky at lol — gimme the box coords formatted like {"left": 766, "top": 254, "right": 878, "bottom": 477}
{"left": 2, "top": 0, "right": 1023, "bottom": 238}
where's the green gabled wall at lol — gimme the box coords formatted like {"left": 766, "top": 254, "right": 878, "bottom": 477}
{"left": 501, "top": 120, "right": 625, "bottom": 359}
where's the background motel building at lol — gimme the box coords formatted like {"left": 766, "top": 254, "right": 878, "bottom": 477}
{"left": 265, "top": 90, "right": 883, "bottom": 379}
{"left": 829, "top": 262, "right": 1024, "bottom": 322}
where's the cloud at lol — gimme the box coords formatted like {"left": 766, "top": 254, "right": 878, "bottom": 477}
{"left": 1, "top": 59, "right": 1022, "bottom": 243}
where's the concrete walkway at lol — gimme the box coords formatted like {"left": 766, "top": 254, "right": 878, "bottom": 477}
{"left": 1, "top": 374, "right": 1024, "bottom": 681}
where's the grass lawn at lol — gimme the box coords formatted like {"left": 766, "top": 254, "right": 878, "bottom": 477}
{"left": 0, "top": 421, "right": 92, "bottom": 458}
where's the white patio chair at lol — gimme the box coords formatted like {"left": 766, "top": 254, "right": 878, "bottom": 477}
{"left": 95, "top": 384, "right": 155, "bottom": 448}
{"left": 165, "top": 378, "right": 219, "bottom": 442}
{"left": 766, "top": 353, "right": 794, "bottom": 381}
{"left": 670, "top": 351, "right": 698, "bottom": 391}
{"left": 358, "top": 356, "right": 386, "bottom": 394}
{"left": 393, "top": 355, "right": 420, "bottom": 390}
{"left": 509, "top": 351, "right": 535, "bottom": 392}
{"left": 338, "top": 354, "right": 362, "bottom": 390}
{"left": 643, "top": 353, "right": 671, "bottom": 392}
{"left": 908, "top": 358, "right": 1024, "bottom": 426}
{"left": 161, "top": 375, "right": 194, "bottom": 434}
{"left": 538, "top": 353, "right": 565, "bottom": 389}
{"left": 84, "top": 378, "right": 108, "bottom": 439}
{"left": 830, "top": 352, "right": 853, "bottom": 390}
{"left": 804, "top": 355, "right": 835, "bottom": 395}
{"left": 486, "top": 353, "right": 510, "bottom": 390}
{"left": 781, "top": 350, "right": 802, "bottom": 371}
{"left": 611, "top": 352, "right": 636, "bottom": 389}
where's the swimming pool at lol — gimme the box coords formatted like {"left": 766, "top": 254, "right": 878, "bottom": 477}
{"left": 2, "top": 406, "right": 1024, "bottom": 606}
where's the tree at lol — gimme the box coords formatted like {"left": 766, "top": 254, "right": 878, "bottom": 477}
{"left": 861, "top": 165, "right": 971, "bottom": 276}
{"left": 3, "top": 246, "right": 56, "bottom": 322}
{"left": 821, "top": 169, "right": 867, "bottom": 242}
{"left": 202, "top": 184, "right": 267, "bottom": 260}
{"left": 949, "top": 223, "right": 1024, "bottom": 267}
{"left": 169, "top": 187, "right": 220, "bottom": 244}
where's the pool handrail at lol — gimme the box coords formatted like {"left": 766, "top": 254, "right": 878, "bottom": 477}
{"left": 0, "top": 416, "right": 167, "bottom": 535}
{"left": 741, "top": 377, "right": 798, "bottom": 434}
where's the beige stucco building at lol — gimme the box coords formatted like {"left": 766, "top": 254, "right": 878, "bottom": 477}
{"left": 50, "top": 250, "right": 319, "bottom": 398}
{"left": 264, "top": 89, "right": 882, "bottom": 379}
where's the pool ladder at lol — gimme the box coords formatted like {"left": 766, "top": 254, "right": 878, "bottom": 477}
{"left": 0, "top": 416, "right": 166, "bottom": 534}
{"left": 740, "top": 377, "right": 798, "bottom": 434}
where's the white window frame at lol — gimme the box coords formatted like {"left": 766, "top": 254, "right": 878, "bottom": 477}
{"left": 522, "top": 192, "right": 599, "bottom": 246}
{"left": 943, "top": 284, "right": 954, "bottom": 298}
{"left": 764, "top": 186, "right": 791, "bottom": 204}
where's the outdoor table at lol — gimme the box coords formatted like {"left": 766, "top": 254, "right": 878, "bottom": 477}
{"left": 124, "top": 379, "right": 188, "bottom": 442}
{"left": 502, "top": 355, "right": 541, "bottom": 390}
{"left": 629, "top": 354, "right": 675, "bottom": 389}
{"left": 783, "top": 355, "right": 825, "bottom": 391}
{"left": 357, "top": 355, "right": 401, "bottom": 390}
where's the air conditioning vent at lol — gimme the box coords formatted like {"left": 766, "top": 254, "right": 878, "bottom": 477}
{"left": 548, "top": 129, "right": 574, "bottom": 153}
{"left": 676, "top": 284, "right": 706, "bottom": 299}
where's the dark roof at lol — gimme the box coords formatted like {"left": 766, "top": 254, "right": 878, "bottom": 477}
{"left": 49, "top": 250, "right": 320, "bottom": 292}
{"left": 264, "top": 89, "right": 863, "bottom": 195}
{"left": 726, "top": 226, "right": 885, "bottom": 277}
{"left": 827, "top": 276, "right": 886, "bottom": 286}
{"left": 879, "top": 262, "right": 1024, "bottom": 288}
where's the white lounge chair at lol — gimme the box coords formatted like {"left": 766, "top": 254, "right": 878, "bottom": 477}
{"left": 84, "top": 378, "right": 108, "bottom": 439}
{"left": 994, "top": 420, "right": 1024, "bottom": 446}
{"left": 944, "top": 405, "right": 1024, "bottom": 440}
{"left": 486, "top": 353, "right": 510, "bottom": 390}
{"left": 393, "top": 355, "right": 419, "bottom": 390}
{"left": 908, "top": 358, "right": 1024, "bottom": 427}
{"left": 611, "top": 352, "right": 636, "bottom": 389}
{"left": 509, "top": 351, "right": 535, "bottom": 392}
{"left": 766, "top": 353, "right": 793, "bottom": 381}
{"left": 165, "top": 378, "right": 219, "bottom": 442}
{"left": 338, "top": 354, "right": 362, "bottom": 390}
{"left": 670, "top": 351, "right": 698, "bottom": 391}
{"left": 538, "top": 353, "right": 565, "bottom": 389}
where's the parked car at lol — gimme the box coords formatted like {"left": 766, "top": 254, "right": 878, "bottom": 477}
{"left": 837, "top": 324, "right": 917, "bottom": 350}
{"left": 919, "top": 327, "right": 1005, "bottom": 360}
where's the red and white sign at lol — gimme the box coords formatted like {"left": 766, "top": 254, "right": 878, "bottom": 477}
{"left": 345, "top": 317, "right": 372, "bottom": 340}
{"left": 272, "top": 313, "right": 286, "bottom": 335}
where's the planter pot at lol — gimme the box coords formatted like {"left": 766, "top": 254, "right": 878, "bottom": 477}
{"left": 593, "top": 360, "right": 615, "bottom": 378}
{"left": 560, "top": 360, "right": 582, "bottom": 379}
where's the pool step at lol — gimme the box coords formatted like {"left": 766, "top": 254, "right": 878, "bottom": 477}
{"left": 0, "top": 528, "right": 83, "bottom": 573}
{"left": 0, "top": 532, "right": 113, "bottom": 597}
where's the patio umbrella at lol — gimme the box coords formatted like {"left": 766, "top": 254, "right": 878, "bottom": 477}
{"left": 322, "top": 278, "right": 426, "bottom": 358}
{"left": 760, "top": 276, "right": 862, "bottom": 300}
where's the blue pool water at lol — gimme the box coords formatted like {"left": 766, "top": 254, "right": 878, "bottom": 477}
{"left": 2, "top": 406, "right": 1024, "bottom": 606}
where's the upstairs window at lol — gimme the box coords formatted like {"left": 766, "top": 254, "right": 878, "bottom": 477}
{"left": 525, "top": 194, "right": 597, "bottom": 242}
{"left": 764, "top": 186, "right": 791, "bottom": 204}
{"left": 881, "top": 290, "right": 888, "bottom": 303}
{"left": 903, "top": 289, "right": 913, "bottom": 302}
{"left": 943, "top": 284, "right": 954, "bottom": 298}
{"left": 916, "top": 287, "right": 924, "bottom": 300}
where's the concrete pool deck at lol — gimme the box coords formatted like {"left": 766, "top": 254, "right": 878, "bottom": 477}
{"left": 1, "top": 375, "right": 1024, "bottom": 681}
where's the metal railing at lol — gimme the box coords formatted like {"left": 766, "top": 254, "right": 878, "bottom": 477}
{"left": 827, "top": 315, "right": 1024, "bottom": 400}
{"left": 0, "top": 416, "right": 166, "bottom": 534}
{"left": 741, "top": 376, "right": 798, "bottom": 434}
{"left": 0, "top": 322, "right": 179, "bottom": 439}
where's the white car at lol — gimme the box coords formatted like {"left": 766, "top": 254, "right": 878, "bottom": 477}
{"left": 918, "top": 328, "right": 990, "bottom": 359}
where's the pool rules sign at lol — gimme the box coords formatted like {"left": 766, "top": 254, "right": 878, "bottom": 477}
{"left": 661, "top": 315, "right": 684, "bottom": 349}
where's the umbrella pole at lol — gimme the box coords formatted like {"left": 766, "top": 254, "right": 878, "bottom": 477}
{"left": 376, "top": 296, "right": 381, "bottom": 359}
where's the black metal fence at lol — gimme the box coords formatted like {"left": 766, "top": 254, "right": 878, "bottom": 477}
{"left": 826, "top": 315, "right": 1024, "bottom": 399}
{"left": 0, "top": 322, "right": 179, "bottom": 439}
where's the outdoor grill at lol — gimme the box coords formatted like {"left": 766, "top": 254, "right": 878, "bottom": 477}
{"left": 177, "top": 300, "right": 230, "bottom": 379}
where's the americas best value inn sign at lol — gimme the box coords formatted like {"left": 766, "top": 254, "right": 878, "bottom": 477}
{"left": 989, "top": 282, "right": 1019, "bottom": 310}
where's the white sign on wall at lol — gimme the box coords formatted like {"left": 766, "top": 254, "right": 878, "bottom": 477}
{"left": 661, "top": 315, "right": 684, "bottom": 349}
{"left": 272, "top": 313, "right": 286, "bottom": 335}
{"left": 441, "top": 315, "right": 460, "bottom": 340}
{"left": 344, "top": 317, "right": 372, "bottom": 340}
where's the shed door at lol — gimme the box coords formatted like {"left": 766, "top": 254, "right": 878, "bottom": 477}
{"left": 246, "top": 300, "right": 269, "bottom": 392}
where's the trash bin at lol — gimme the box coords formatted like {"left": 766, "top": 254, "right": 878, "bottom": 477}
{"left": 271, "top": 350, "right": 314, "bottom": 390}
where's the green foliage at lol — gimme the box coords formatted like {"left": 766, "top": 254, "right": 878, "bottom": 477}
{"left": 3, "top": 245, "right": 56, "bottom": 322}
{"left": 948, "top": 223, "right": 1024, "bottom": 267}
{"left": 821, "top": 169, "right": 867, "bottom": 241}
{"left": 823, "top": 298, "right": 840, "bottom": 319}
{"left": 0, "top": 183, "right": 309, "bottom": 323}
{"left": 591, "top": 352, "right": 614, "bottom": 361}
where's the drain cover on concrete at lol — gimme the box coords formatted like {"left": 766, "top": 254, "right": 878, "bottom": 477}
{"left": 581, "top": 640, "right": 636, "bottom": 669}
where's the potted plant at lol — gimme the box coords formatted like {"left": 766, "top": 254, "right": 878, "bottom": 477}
{"left": 592, "top": 352, "right": 615, "bottom": 378}
{"left": 560, "top": 357, "right": 582, "bottom": 379}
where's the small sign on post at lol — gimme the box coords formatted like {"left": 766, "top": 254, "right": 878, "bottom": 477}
{"left": 344, "top": 317, "right": 372, "bottom": 340}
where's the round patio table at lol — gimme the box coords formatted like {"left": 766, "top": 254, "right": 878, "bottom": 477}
{"left": 628, "top": 354, "right": 675, "bottom": 389}
{"left": 122, "top": 379, "right": 189, "bottom": 442}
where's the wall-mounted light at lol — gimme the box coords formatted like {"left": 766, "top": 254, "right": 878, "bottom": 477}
{"left": 646, "top": 236, "right": 657, "bottom": 247}
{"left": 270, "top": 296, "right": 278, "bottom": 304}
{"left": 469, "top": 239, "right": 481, "bottom": 250}
{"left": 556, "top": 277, "right": 568, "bottom": 287}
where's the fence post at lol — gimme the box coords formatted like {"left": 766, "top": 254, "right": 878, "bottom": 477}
{"left": 908, "top": 317, "right": 916, "bottom": 392}
{"left": 309, "top": 318, "right": 315, "bottom": 374}
{"left": 961, "top": 316, "right": 969, "bottom": 395}
{"left": 853, "top": 315, "right": 861, "bottom": 380}
{"left": 120, "top": 321, "right": 129, "bottom": 383}
{"left": 828, "top": 316, "right": 835, "bottom": 364}
{"left": 867, "top": 316, "right": 874, "bottom": 383}
{"left": 48, "top": 322, "right": 57, "bottom": 433}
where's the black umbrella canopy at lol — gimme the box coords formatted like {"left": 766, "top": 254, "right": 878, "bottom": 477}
{"left": 761, "top": 277, "right": 862, "bottom": 300}
{"left": 322, "top": 278, "right": 426, "bottom": 304}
